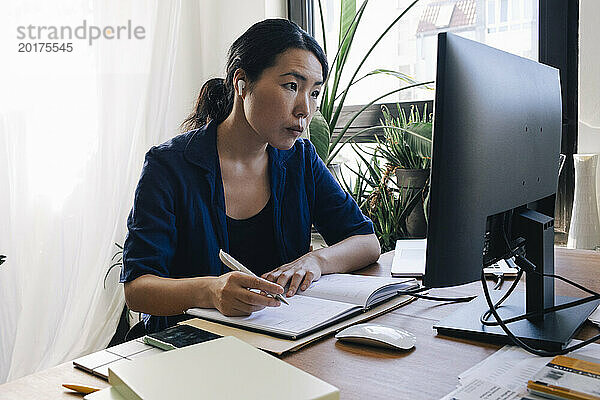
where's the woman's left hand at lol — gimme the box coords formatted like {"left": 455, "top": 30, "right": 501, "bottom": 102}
{"left": 261, "top": 254, "right": 322, "bottom": 297}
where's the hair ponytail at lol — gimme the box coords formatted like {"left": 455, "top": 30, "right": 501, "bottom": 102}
{"left": 180, "top": 78, "right": 233, "bottom": 132}
{"left": 181, "top": 19, "right": 328, "bottom": 133}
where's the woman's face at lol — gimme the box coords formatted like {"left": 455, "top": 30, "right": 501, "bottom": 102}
{"left": 242, "top": 48, "right": 324, "bottom": 150}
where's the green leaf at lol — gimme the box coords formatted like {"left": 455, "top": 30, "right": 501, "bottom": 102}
{"left": 333, "top": 68, "right": 423, "bottom": 102}
{"left": 317, "top": 0, "right": 327, "bottom": 56}
{"left": 319, "top": 0, "right": 367, "bottom": 121}
{"left": 337, "top": 0, "right": 357, "bottom": 68}
{"left": 330, "top": 0, "right": 421, "bottom": 133}
{"left": 378, "top": 103, "right": 433, "bottom": 169}
{"left": 309, "top": 110, "right": 331, "bottom": 163}
{"left": 314, "top": 0, "right": 431, "bottom": 168}
{"left": 327, "top": 0, "right": 366, "bottom": 126}
{"left": 327, "top": 81, "right": 434, "bottom": 165}
{"left": 404, "top": 121, "right": 433, "bottom": 158}
{"left": 346, "top": 140, "right": 429, "bottom": 248}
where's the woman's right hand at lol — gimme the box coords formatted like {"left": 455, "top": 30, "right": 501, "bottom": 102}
{"left": 209, "top": 271, "right": 284, "bottom": 316}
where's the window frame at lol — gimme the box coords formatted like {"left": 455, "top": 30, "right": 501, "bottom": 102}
{"left": 288, "top": 0, "right": 315, "bottom": 36}
{"left": 290, "top": 0, "right": 578, "bottom": 237}
{"left": 539, "top": 0, "right": 579, "bottom": 240}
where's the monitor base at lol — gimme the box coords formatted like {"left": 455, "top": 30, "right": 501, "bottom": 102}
{"left": 434, "top": 291, "right": 600, "bottom": 352}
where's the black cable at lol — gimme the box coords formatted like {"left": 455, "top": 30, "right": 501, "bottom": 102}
{"left": 406, "top": 292, "right": 477, "bottom": 302}
{"left": 398, "top": 286, "right": 477, "bottom": 303}
{"left": 505, "top": 209, "right": 514, "bottom": 246}
{"left": 400, "top": 286, "right": 429, "bottom": 294}
{"left": 476, "top": 210, "right": 600, "bottom": 355}
{"left": 480, "top": 268, "right": 524, "bottom": 325}
{"left": 481, "top": 254, "right": 600, "bottom": 325}
{"left": 480, "top": 241, "right": 600, "bottom": 326}
{"left": 514, "top": 254, "right": 600, "bottom": 297}
{"left": 483, "top": 294, "right": 599, "bottom": 325}
{"left": 493, "top": 274, "right": 505, "bottom": 290}
{"left": 478, "top": 211, "right": 526, "bottom": 323}
{"left": 480, "top": 268, "right": 600, "bottom": 357}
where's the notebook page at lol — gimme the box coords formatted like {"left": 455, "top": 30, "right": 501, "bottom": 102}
{"left": 187, "top": 295, "right": 358, "bottom": 336}
{"left": 298, "top": 274, "right": 415, "bottom": 307}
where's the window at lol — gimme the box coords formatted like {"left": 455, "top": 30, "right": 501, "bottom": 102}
{"left": 292, "top": 0, "right": 578, "bottom": 238}
{"left": 313, "top": 0, "right": 539, "bottom": 104}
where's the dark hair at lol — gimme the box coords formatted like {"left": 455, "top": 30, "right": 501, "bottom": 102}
{"left": 181, "top": 18, "right": 328, "bottom": 131}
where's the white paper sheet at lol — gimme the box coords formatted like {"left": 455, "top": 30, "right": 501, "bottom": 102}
{"left": 442, "top": 342, "right": 600, "bottom": 399}
{"left": 187, "top": 295, "right": 357, "bottom": 336}
{"left": 459, "top": 342, "right": 600, "bottom": 391}
{"left": 439, "top": 378, "right": 526, "bottom": 400}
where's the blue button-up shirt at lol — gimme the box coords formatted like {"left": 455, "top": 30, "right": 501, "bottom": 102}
{"left": 121, "top": 121, "right": 374, "bottom": 332}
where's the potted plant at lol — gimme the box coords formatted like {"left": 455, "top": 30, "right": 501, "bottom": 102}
{"left": 309, "top": 0, "right": 430, "bottom": 168}
{"left": 375, "top": 104, "right": 432, "bottom": 238}
{"left": 307, "top": 0, "right": 432, "bottom": 249}
{"left": 339, "top": 144, "right": 423, "bottom": 252}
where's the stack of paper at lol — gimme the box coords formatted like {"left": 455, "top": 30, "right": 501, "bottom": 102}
{"left": 528, "top": 354, "right": 600, "bottom": 399}
{"left": 85, "top": 336, "right": 339, "bottom": 400}
{"left": 439, "top": 342, "right": 600, "bottom": 400}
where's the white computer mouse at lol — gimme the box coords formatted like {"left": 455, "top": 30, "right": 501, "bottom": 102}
{"left": 335, "top": 323, "right": 416, "bottom": 350}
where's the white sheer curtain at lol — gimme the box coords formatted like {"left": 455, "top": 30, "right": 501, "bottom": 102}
{"left": 0, "top": 0, "right": 286, "bottom": 384}
{"left": 0, "top": 0, "right": 188, "bottom": 382}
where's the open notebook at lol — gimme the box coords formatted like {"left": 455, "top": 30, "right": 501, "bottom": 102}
{"left": 186, "top": 274, "right": 418, "bottom": 340}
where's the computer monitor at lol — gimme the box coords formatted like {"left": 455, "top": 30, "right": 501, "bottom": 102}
{"left": 424, "top": 32, "right": 599, "bottom": 351}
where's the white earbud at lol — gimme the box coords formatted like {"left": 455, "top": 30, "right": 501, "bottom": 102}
{"left": 299, "top": 118, "right": 306, "bottom": 130}
{"left": 237, "top": 80, "right": 245, "bottom": 96}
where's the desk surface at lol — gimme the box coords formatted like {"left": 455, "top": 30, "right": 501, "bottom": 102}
{"left": 1, "top": 247, "right": 599, "bottom": 400}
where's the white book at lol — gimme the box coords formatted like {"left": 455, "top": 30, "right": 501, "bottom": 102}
{"left": 390, "top": 239, "right": 519, "bottom": 278}
{"left": 391, "top": 239, "right": 427, "bottom": 277}
{"left": 86, "top": 336, "right": 339, "bottom": 400}
{"left": 186, "top": 274, "right": 418, "bottom": 339}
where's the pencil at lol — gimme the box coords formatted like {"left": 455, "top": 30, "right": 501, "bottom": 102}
{"left": 62, "top": 383, "right": 102, "bottom": 394}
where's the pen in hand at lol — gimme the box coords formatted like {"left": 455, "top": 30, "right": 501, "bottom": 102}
{"left": 219, "top": 250, "right": 289, "bottom": 305}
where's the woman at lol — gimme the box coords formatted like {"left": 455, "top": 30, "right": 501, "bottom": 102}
{"left": 122, "top": 19, "right": 380, "bottom": 333}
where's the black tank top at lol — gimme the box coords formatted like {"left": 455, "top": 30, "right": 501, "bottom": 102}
{"left": 226, "top": 196, "right": 279, "bottom": 276}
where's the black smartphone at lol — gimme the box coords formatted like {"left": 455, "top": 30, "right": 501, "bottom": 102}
{"left": 143, "top": 324, "right": 222, "bottom": 351}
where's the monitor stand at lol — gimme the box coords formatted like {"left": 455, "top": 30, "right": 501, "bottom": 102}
{"left": 434, "top": 209, "right": 600, "bottom": 352}
{"left": 434, "top": 292, "right": 599, "bottom": 351}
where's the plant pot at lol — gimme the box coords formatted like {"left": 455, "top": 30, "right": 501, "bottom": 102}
{"left": 395, "top": 168, "right": 430, "bottom": 238}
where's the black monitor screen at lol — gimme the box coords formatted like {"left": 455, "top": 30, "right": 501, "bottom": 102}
{"left": 424, "top": 32, "right": 562, "bottom": 289}
{"left": 423, "top": 33, "right": 599, "bottom": 352}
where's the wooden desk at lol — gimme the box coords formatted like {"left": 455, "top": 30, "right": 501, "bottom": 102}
{"left": 1, "top": 248, "right": 599, "bottom": 399}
